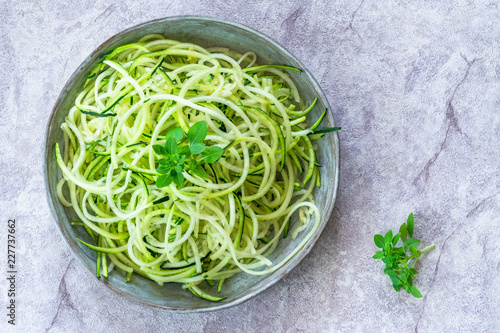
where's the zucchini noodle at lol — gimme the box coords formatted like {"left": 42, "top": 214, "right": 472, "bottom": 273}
{"left": 56, "top": 34, "right": 331, "bottom": 301}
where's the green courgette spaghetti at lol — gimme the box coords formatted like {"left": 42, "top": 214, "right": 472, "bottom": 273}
{"left": 55, "top": 34, "right": 338, "bottom": 301}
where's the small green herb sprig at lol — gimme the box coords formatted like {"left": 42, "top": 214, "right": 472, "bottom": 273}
{"left": 373, "top": 213, "right": 435, "bottom": 298}
{"left": 153, "top": 120, "right": 224, "bottom": 188}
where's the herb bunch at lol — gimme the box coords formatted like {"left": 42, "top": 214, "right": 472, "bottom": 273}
{"left": 153, "top": 120, "right": 224, "bottom": 188}
{"left": 373, "top": 213, "right": 435, "bottom": 298}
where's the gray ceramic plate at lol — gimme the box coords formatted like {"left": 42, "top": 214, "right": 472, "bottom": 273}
{"left": 44, "top": 16, "right": 340, "bottom": 312}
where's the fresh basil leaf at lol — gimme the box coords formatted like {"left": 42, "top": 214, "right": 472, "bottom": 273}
{"left": 158, "top": 158, "right": 169, "bottom": 166}
{"left": 201, "top": 146, "right": 224, "bottom": 163}
{"left": 174, "top": 165, "right": 183, "bottom": 174}
{"left": 153, "top": 144, "right": 166, "bottom": 155}
{"left": 404, "top": 238, "right": 421, "bottom": 248}
{"left": 164, "top": 137, "right": 178, "bottom": 154}
{"left": 389, "top": 274, "right": 400, "bottom": 287}
{"left": 178, "top": 145, "right": 191, "bottom": 156}
{"left": 384, "top": 230, "right": 393, "bottom": 245}
{"left": 410, "top": 286, "right": 422, "bottom": 298}
{"left": 156, "top": 165, "right": 171, "bottom": 174}
{"left": 187, "top": 120, "right": 207, "bottom": 145}
{"left": 399, "top": 223, "right": 408, "bottom": 242}
{"left": 400, "top": 271, "right": 408, "bottom": 284}
{"left": 384, "top": 268, "right": 397, "bottom": 277}
{"left": 173, "top": 172, "right": 184, "bottom": 187}
{"left": 156, "top": 174, "right": 172, "bottom": 188}
{"left": 372, "top": 251, "right": 384, "bottom": 259}
{"left": 190, "top": 142, "right": 206, "bottom": 155}
{"left": 374, "top": 234, "right": 385, "bottom": 248}
{"left": 407, "top": 213, "right": 414, "bottom": 237}
{"left": 166, "top": 127, "right": 184, "bottom": 143}
{"left": 188, "top": 159, "right": 197, "bottom": 170}
{"left": 391, "top": 232, "right": 400, "bottom": 246}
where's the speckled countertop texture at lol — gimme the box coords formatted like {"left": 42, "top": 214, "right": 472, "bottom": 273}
{"left": 1, "top": 1, "right": 499, "bottom": 332}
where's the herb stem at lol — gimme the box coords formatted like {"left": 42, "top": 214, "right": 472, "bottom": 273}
{"left": 420, "top": 244, "right": 435, "bottom": 253}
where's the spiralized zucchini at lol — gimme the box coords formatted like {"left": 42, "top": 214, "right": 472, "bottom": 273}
{"left": 56, "top": 34, "right": 335, "bottom": 301}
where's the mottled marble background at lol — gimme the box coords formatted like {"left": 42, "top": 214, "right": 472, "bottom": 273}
{"left": 1, "top": 0, "right": 499, "bottom": 332}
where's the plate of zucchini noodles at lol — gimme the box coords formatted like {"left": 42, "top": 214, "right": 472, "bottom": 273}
{"left": 44, "top": 16, "right": 340, "bottom": 312}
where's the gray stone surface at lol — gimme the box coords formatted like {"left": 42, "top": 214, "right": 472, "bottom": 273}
{"left": 1, "top": 0, "right": 499, "bottom": 332}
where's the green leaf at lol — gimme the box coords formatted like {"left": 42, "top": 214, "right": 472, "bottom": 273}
{"left": 410, "top": 246, "right": 419, "bottom": 257}
{"left": 407, "top": 213, "right": 414, "bottom": 237}
{"left": 156, "top": 174, "right": 173, "bottom": 188}
{"left": 187, "top": 120, "right": 207, "bottom": 145}
{"left": 178, "top": 145, "right": 191, "bottom": 156}
{"left": 153, "top": 144, "right": 166, "bottom": 155}
{"left": 192, "top": 165, "right": 207, "bottom": 178}
{"left": 188, "top": 159, "right": 197, "bottom": 170}
{"left": 374, "top": 234, "right": 385, "bottom": 248}
{"left": 399, "top": 223, "right": 408, "bottom": 242}
{"left": 173, "top": 171, "right": 184, "bottom": 187}
{"left": 190, "top": 143, "right": 206, "bottom": 154}
{"left": 372, "top": 251, "right": 384, "bottom": 259}
{"left": 166, "top": 127, "right": 184, "bottom": 142}
{"left": 400, "top": 271, "right": 408, "bottom": 284}
{"left": 174, "top": 165, "right": 183, "bottom": 174}
{"left": 389, "top": 275, "right": 401, "bottom": 288}
{"left": 384, "top": 268, "right": 396, "bottom": 276}
{"left": 410, "top": 286, "right": 422, "bottom": 298}
{"left": 392, "top": 232, "right": 401, "bottom": 246}
{"left": 384, "top": 230, "right": 393, "bottom": 245}
{"left": 156, "top": 165, "right": 171, "bottom": 174}
{"left": 404, "top": 238, "right": 421, "bottom": 248}
{"left": 158, "top": 158, "right": 169, "bottom": 166}
{"left": 382, "top": 256, "right": 391, "bottom": 266}
{"left": 164, "top": 137, "right": 178, "bottom": 154}
{"left": 201, "top": 146, "right": 224, "bottom": 163}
